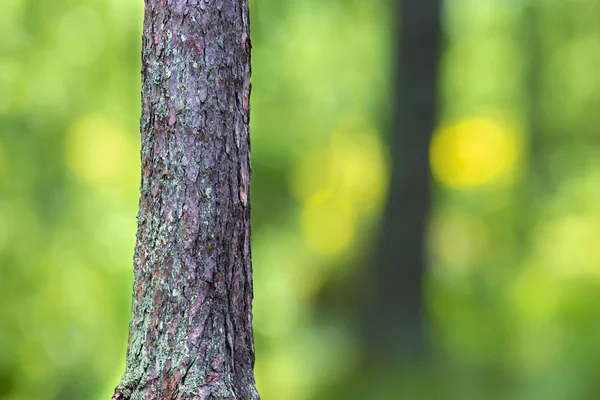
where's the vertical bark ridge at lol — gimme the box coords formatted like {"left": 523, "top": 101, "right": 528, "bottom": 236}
{"left": 113, "top": 0, "right": 257, "bottom": 399}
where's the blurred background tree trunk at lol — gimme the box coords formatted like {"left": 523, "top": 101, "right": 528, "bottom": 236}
{"left": 362, "top": 0, "right": 442, "bottom": 365}
{"left": 112, "top": 1, "right": 259, "bottom": 399}
{"left": 319, "top": 1, "right": 442, "bottom": 398}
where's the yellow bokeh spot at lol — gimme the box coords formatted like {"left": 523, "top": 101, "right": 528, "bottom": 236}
{"left": 300, "top": 190, "right": 356, "bottom": 257}
{"left": 430, "top": 116, "right": 521, "bottom": 189}
{"left": 289, "top": 146, "right": 334, "bottom": 203}
{"left": 330, "top": 121, "right": 389, "bottom": 215}
{"left": 65, "top": 114, "right": 137, "bottom": 189}
{"left": 290, "top": 117, "right": 389, "bottom": 216}
{"left": 292, "top": 117, "right": 389, "bottom": 256}
{"left": 255, "top": 350, "right": 304, "bottom": 400}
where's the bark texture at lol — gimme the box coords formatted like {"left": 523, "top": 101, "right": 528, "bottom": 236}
{"left": 113, "top": 1, "right": 258, "bottom": 399}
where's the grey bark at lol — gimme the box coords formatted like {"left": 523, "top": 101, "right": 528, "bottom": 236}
{"left": 113, "top": 1, "right": 258, "bottom": 399}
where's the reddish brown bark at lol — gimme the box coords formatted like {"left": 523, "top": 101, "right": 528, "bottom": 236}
{"left": 113, "top": 1, "right": 258, "bottom": 399}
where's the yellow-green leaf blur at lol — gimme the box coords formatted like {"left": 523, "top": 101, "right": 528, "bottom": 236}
{"left": 430, "top": 116, "right": 521, "bottom": 189}
{"left": 3, "top": 0, "right": 600, "bottom": 399}
{"left": 66, "top": 115, "right": 138, "bottom": 190}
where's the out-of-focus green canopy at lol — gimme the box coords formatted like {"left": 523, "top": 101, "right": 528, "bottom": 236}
{"left": 2, "top": 0, "right": 600, "bottom": 398}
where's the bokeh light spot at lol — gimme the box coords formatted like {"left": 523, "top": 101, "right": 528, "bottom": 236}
{"left": 534, "top": 215, "right": 600, "bottom": 278}
{"left": 289, "top": 146, "right": 333, "bottom": 203}
{"left": 255, "top": 350, "right": 303, "bottom": 400}
{"left": 330, "top": 120, "right": 389, "bottom": 215}
{"left": 290, "top": 119, "right": 388, "bottom": 216}
{"left": 300, "top": 190, "right": 356, "bottom": 257}
{"left": 430, "top": 116, "right": 521, "bottom": 189}
{"left": 65, "top": 114, "right": 137, "bottom": 189}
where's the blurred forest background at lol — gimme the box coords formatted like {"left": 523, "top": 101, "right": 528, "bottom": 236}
{"left": 2, "top": 0, "right": 600, "bottom": 399}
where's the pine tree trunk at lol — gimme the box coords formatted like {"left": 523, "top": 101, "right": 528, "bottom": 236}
{"left": 113, "top": 1, "right": 258, "bottom": 399}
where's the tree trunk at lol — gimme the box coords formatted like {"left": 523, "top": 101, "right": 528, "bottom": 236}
{"left": 113, "top": 1, "right": 258, "bottom": 399}
{"left": 362, "top": 0, "right": 441, "bottom": 364}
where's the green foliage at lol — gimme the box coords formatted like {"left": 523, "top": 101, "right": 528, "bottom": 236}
{"left": 3, "top": 0, "right": 600, "bottom": 399}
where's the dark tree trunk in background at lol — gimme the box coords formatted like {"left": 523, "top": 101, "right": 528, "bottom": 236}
{"left": 363, "top": 0, "right": 441, "bottom": 364}
{"left": 113, "top": 1, "right": 258, "bottom": 399}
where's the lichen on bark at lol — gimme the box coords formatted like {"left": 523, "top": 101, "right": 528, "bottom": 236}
{"left": 113, "top": 0, "right": 257, "bottom": 399}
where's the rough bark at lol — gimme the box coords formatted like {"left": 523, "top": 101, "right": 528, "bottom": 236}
{"left": 113, "top": 1, "right": 258, "bottom": 399}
